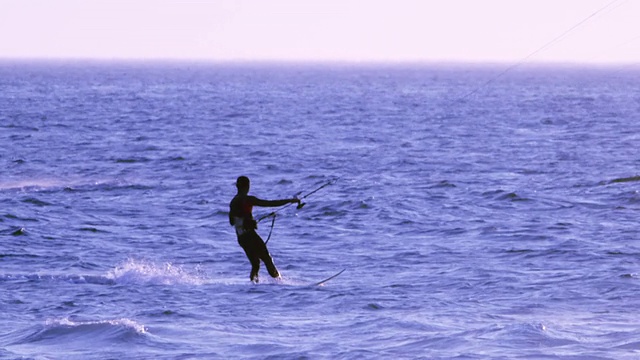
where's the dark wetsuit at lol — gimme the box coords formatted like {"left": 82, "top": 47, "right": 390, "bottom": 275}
{"left": 229, "top": 194, "right": 291, "bottom": 282}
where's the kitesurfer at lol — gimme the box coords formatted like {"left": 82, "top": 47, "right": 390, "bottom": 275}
{"left": 229, "top": 176, "right": 300, "bottom": 283}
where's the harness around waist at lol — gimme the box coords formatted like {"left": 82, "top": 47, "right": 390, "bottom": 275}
{"left": 233, "top": 216, "right": 256, "bottom": 236}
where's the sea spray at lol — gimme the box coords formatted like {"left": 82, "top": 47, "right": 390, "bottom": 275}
{"left": 105, "top": 258, "right": 207, "bottom": 286}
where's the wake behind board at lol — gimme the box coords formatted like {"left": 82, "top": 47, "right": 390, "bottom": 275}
{"left": 312, "top": 269, "right": 346, "bottom": 286}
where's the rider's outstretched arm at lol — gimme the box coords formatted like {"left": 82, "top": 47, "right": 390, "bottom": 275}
{"left": 250, "top": 196, "right": 299, "bottom": 207}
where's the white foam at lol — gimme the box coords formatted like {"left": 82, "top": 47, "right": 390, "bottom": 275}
{"left": 105, "top": 258, "right": 207, "bottom": 286}
{"left": 45, "top": 317, "right": 147, "bottom": 334}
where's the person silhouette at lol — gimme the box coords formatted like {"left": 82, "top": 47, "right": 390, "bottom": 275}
{"left": 229, "top": 176, "right": 300, "bottom": 283}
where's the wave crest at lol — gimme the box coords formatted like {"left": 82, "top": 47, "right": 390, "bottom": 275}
{"left": 45, "top": 317, "right": 147, "bottom": 334}
{"left": 9, "top": 317, "right": 147, "bottom": 347}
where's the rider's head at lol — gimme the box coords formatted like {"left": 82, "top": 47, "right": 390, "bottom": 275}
{"left": 236, "top": 176, "right": 250, "bottom": 193}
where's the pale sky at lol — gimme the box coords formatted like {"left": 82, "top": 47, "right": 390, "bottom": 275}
{"left": 1, "top": 0, "right": 638, "bottom": 63}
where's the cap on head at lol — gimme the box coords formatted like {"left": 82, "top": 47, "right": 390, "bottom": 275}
{"left": 236, "top": 176, "right": 250, "bottom": 191}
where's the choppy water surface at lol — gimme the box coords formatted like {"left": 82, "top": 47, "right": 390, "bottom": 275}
{"left": 1, "top": 61, "right": 639, "bottom": 359}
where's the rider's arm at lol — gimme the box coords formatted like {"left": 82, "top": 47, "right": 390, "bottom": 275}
{"left": 250, "top": 196, "right": 299, "bottom": 207}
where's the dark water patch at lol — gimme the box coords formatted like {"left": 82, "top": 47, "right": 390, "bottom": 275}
{"left": 0, "top": 124, "right": 40, "bottom": 131}
{"left": 608, "top": 175, "right": 640, "bottom": 184}
{"left": 96, "top": 183, "right": 155, "bottom": 192}
{"left": 9, "top": 227, "right": 28, "bottom": 236}
{"left": 365, "top": 303, "right": 384, "bottom": 310}
{"left": 141, "top": 144, "right": 161, "bottom": 151}
{"left": 73, "top": 260, "right": 103, "bottom": 271}
{"left": 137, "top": 308, "right": 191, "bottom": 319}
{"left": 389, "top": 219, "right": 417, "bottom": 229}
{"left": 303, "top": 174, "right": 331, "bottom": 181}
{"left": 429, "top": 180, "right": 457, "bottom": 188}
{"left": 547, "top": 222, "right": 573, "bottom": 230}
{"left": 77, "top": 227, "right": 108, "bottom": 233}
{"left": 440, "top": 227, "right": 468, "bottom": 236}
{"left": 318, "top": 206, "right": 347, "bottom": 217}
{"left": 249, "top": 150, "right": 270, "bottom": 157}
{"left": 4, "top": 214, "right": 40, "bottom": 222}
{"left": 504, "top": 248, "right": 536, "bottom": 256}
{"left": 9, "top": 134, "right": 32, "bottom": 141}
{"left": 225, "top": 111, "right": 250, "bottom": 119}
{"left": 21, "top": 197, "right": 52, "bottom": 207}
{"left": 357, "top": 201, "right": 372, "bottom": 209}
{"left": 0, "top": 252, "right": 39, "bottom": 259}
{"left": 521, "top": 247, "right": 593, "bottom": 262}
{"left": 606, "top": 250, "right": 640, "bottom": 258}
{"left": 499, "top": 192, "right": 530, "bottom": 202}
{"left": 390, "top": 250, "right": 424, "bottom": 262}
{"left": 496, "top": 243, "right": 582, "bottom": 262}
{"left": 3, "top": 213, "right": 39, "bottom": 222}
{"left": 607, "top": 250, "right": 627, "bottom": 256}
{"left": 384, "top": 283, "right": 415, "bottom": 290}
{"left": 482, "top": 189, "right": 532, "bottom": 202}
{"left": 619, "top": 273, "right": 638, "bottom": 279}
{"left": 114, "top": 157, "right": 151, "bottom": 164}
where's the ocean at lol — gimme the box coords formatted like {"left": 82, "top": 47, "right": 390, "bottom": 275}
{"left": 1, "top": 61, "right": 639, "bottom": 359}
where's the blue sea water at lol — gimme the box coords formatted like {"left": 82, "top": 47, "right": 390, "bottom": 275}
{"left": 1, "top": 60, "right": 639, "bottom": 359}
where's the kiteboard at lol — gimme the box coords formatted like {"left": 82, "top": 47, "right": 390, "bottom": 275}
{"left": 312, "top": 269, "right": 346, "bottom": 286}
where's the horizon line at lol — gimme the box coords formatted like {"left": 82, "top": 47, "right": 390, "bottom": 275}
{"left": 1, "top": 56, "right": 639, "bottom": 68}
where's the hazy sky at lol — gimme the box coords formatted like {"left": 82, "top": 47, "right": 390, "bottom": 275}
{"left": 1, "top": 0, "right": 638, "bottom": 63}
